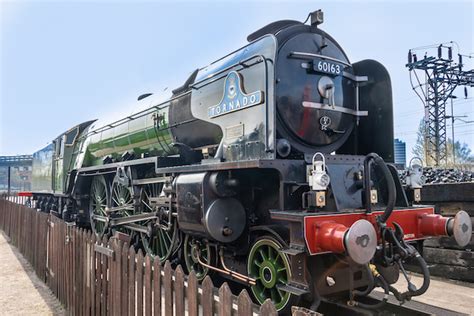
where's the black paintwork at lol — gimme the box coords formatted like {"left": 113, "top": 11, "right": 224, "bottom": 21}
{"left": 338, "top": 59, "right": 395, "bottom": 162}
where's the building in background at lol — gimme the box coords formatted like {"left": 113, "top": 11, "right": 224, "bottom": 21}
{"left": 0, "top": 155, "right": 32, "bottom": 194}
{"left": 394, "top": 138, "right": 407, "bottom": 167}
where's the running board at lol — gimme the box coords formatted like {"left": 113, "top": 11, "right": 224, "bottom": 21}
{"left": 132, "top": 176, "right": 171, "bottom": 185}
{"left": 277, "top": 283, "right": 310, "bottom": 296}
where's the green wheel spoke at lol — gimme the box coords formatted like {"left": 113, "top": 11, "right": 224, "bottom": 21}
{"left": 259, "top": 249, "right": 267, "bottom": 261}
{"left": 158, "top": 230, "right": 166, "bottom": 253}
{"left": 161, "top": 230, "right": 169, "bottom": 251}
{"left": 276, "top": 287, "right": 285, "bottom": 299}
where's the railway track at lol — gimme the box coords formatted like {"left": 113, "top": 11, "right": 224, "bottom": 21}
{"left": 316, "top": 292, "right": 467, "bottom": 316}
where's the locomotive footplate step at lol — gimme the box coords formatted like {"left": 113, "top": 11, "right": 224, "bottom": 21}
{"left": 281, "top": 246, "right": 305, "bottom": 256}
{"left": 277, "top": 283, "right": 310, "bottom": 296}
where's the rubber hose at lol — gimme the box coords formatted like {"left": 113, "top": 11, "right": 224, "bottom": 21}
{"left": 352, "top": 275, "right": 389, "bottom": 310}
{"left": 363, "top": 153, "right": 377, "bottom": 214}
{"left": 410, "top": 254, "right": 431, "bottom": 296}
{"left": 389, "top": 254, "right": 430, "bottom": 302}
{"left": 375, "top": 155, "right": 396, "bottom": 224}
{"left": 363, "top": 153, "right": 396, "bottom": 224}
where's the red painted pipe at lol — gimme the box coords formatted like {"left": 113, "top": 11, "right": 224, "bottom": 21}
{"left": 314, "top": 221, "right": 347, "bottom": 253}
{"left": 418, "top": 213, "right": 449, "bottom": 236}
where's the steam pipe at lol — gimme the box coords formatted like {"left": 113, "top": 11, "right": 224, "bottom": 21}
{"left": 194, "top": 248, "right": 257, "bottom": 285}
{"left": 363, "top": 153, "right": 396, "bottom": 224}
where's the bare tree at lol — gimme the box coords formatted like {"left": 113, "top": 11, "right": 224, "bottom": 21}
{"left": 412, "top": 120, "right": 473, "bottom": 167}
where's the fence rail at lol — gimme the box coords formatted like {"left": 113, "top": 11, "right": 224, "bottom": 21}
{"left": 0, "top": 197, "right": 318, "bottom": 315}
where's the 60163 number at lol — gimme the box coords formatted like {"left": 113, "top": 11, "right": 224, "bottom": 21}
{"left": 313, "top": 59, "right": 342, "bottom": 75}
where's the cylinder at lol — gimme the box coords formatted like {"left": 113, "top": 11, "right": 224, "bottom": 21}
{"left": 418, "top": 214, "right": 449, "bottom": 236}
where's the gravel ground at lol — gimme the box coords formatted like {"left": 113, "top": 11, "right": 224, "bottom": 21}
{"left": 0, "top": 232, "right": 64, "bottom": 315}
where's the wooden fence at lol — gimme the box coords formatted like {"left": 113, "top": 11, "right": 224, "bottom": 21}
{"left": 0, "top": 197, "right": 318, "bottom": 315}
{"left": 0, "top": 197, "right": 49, "bottom": 282}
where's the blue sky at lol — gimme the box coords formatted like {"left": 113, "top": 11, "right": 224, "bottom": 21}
{"left": 1, "top": 0, "right": 473, "bottom": 159}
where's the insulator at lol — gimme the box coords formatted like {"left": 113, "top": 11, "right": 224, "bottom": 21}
{"left": 438, "top": 45, "right": 442, "bottom": 58}
{"left": 414, "top": 54, "right": 418, "bottom": 62}
{"left": 459, "top": 54, "right": 463, "bottom": 68}
{"left": 465, "top": 87, "right": 468, "bottom": 99}
{"left": 408, "top": 50, "right": 412, "bottom": 63}
{"left": 448, "top": 47, "right": 452, "bottom": 60}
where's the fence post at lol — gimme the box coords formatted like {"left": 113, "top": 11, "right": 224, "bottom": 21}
{"left": 152, "top": 258, "right": 161, "bottom": 316}
{"left": 91, "top": 233, "right": 97, "bottom": 315}
{"left": 175, "top": 265, "right": 185, "bottom": 316}
{"left": 219, "top": 282, "right": 233, "bottom": 316}
{"left": 144, "top": 254, "right": 152, "bottom": 316}
{"left": 136, "top": 249, "right": 144, "bottom": 315}
{"left": 128, "top": 246, "right": 136, "bottom": 316}
{"left": 101, "top": 236, "right": 108, "bottom": 315}
{"left": 113, "top": 239, "right": 123, "bottom": 316}
{"left": 187, "top": 271, "right": 198, "bottom": 316}
{"left": 164, "top": 261, "right": 173, "bottom": 316}
{"left": 121, "top": 242, "right": 129, "bottom": 314}
{"left": 259, "top": 299, "right": 278, "bottom": 316}
{"left": 237, "top": 289, "right": 253, "bottom": 316}
{"left": 106, "top": 238, "right": 113, "bottom": 315}
{"left": 202, "top": 275, "right": 214, "bottom": 316}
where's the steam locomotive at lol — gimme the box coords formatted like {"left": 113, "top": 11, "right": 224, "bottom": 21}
{"left": 22, "top": 10, "right": 472, "bottom": 313}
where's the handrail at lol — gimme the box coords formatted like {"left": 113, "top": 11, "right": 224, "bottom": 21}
{"left": 80, "top": 90, "right": 191, "bottom": 139}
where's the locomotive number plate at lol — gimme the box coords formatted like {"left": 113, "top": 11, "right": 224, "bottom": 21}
{"left": 313, "top": 58, "right": 343, "bottom": 76}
